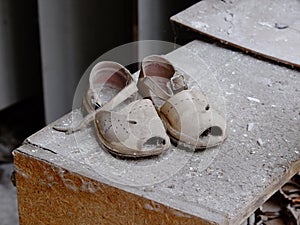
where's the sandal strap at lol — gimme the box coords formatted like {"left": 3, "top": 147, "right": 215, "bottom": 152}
{"left": 138, "top": 77, "right": 171, "bottom": 100}
{"left": 88, "top": 81, "right": 138, "bottom": 111}
{"left": 101, "top": 82, "right": 138, "bottom": 111}
{"left": 88, "top": 88, "right": 103, "bottom": 109}
{"left": 138, "top": 72, "right": 188, "bottom": 100}
{"left": 54, "top": 82, "right": 138, "bottom": 134}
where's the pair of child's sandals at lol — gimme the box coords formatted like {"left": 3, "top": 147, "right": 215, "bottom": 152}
{"left": 55, "top": 55, "right": 226, "bottom": 158}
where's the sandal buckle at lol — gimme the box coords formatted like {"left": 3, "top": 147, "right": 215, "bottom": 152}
{"left": 90, "top": 90, "right": 102, "bottom": 110}
{"left": 170, "top": 72, "right": 188, "bottom": 94}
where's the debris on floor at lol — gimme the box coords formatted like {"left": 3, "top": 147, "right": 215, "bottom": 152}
{"left": 245, "top": 172, "right": 300, "bottom": 225}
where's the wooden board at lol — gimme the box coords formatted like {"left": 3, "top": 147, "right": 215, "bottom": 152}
{"left": 14, "top": 145, "right": 209, "bottom": 225}
{"left": 171, "top": 0, "right": 300, "bottom": 68}
{"left": 14, "top": 40, "right": 300, "bottom": 224}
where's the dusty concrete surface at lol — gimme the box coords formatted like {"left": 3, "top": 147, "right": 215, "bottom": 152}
{"left": 0, "top": 163, "right": 19, "bottom": 225}
{"left": 16, "top": 40, "right": 300, "bottom": 224}
{"left": 171, "top": 0, "right": 300, "bottom": 68}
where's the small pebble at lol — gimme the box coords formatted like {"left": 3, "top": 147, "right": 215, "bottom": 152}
{"left": 167, "top": 184, "right": 175, "bottom": 189}
{"left": 275, "top": 23, "right": 289, "bottom": 29}
{"left": 247, "top": 123, "right": 254, "bottom": 131}
{"left": 257, "top": 138, "right": 264, "bottom": 146}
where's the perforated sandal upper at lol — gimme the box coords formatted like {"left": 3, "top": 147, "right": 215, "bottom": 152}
{"left": 138, "top": 55, "right": 227, "bottom": 150}
{"left": 86, "top": 61, "right": 170, "bottom": 157}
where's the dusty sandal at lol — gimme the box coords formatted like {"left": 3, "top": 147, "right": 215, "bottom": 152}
{"left": 137, "top": 55, "right": 226, "bottom": 150}
{"left": 55, "top": 61, "right": 170, "bottom": 158}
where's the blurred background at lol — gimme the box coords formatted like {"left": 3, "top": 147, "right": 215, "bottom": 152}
{"left": 0, "top": 1, "right": 197, "bottom": 224}
{"left": 0, "top": 0, "right": 199, "bottom": 159}
{"left": 0, "top": 0, "right": 198, "bottom": 123}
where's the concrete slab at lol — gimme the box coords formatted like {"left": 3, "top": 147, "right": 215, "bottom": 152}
{"left": 14, "top": 40, "right": 300, "bottom": 224}
{"left": 171, "top": 0, "right": 300, "bottom": 68}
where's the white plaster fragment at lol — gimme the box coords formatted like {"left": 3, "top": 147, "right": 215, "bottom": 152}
{"left": 247, "top": 97, "right": 260, "bottom": 103}
{"left": 247, "top": 123, "right": 254, "bottom": 132}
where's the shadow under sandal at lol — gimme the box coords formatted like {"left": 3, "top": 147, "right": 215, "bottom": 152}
{"left": 56, "top": 61, "right": 170, "bottom": 158}
{"left": 137, "top": 55, "right": 227, "bottom": 150}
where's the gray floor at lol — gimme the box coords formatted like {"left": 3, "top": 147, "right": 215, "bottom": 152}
{"left": 0, "top": 163, "right": 19, "bottom": 225}
{"left": 0, "top": 97, "right": 44, "bottom": 225}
